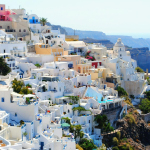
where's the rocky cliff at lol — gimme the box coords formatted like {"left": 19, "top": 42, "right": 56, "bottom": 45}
{"left": 102, "top": 107, "right": 150, "bottom": 149}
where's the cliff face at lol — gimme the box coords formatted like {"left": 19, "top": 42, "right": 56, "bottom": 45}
{"left": 64, "top": 26, "right": 150, "bottom": 49}
{"left": 80, "top": 38, "right": 114, "bottom": 49}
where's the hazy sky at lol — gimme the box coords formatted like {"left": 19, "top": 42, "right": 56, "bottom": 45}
{"left": 3, "top": 0, "right": 150, "bottom": 37}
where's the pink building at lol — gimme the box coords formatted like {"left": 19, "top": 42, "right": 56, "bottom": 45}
{"left": 0, "top": 4, "right": 13, "bottom": 21}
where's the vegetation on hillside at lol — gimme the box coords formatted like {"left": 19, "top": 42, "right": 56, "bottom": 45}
{"left": 116, "top": 86, "right": 128, "bottom": 97}
{"left": 116, "top": 86, "right": 133, "bottom": 105}
{"left": 94, "top": 115, "right": 114, "bottom": 133}
{"left": 0, "top": 57, "right": 11, "bottom": 76}
{"left": 112, "top": 132, "right": 134, "bottom": 150}
{"left": 79, "top": 138, "right": 97, "bottom": 150}
{"left": 138, "top": 91, "right": 150, "bottom": 114}
{"left": 139, "top": 99, "right": 150, "bottom": 114}
{"left": 125, "top": 114, "right": 136, "bottom": 126}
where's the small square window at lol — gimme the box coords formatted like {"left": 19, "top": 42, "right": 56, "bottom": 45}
{"left": 1, "top": 7, "right": 3, "bottom": 10}
{"left": 19, "top": 29, "right": 21, "bottom": 32}
{"left": 15, "top": 113, "right": 17, "bottom": 117}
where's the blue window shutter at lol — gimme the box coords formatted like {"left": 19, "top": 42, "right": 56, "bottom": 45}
{"left": 1, "top": 97, "right": 4, "bottom": 102}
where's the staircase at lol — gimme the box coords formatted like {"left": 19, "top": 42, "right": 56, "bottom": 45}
{"left": 82, "top": 87, "right": 88, "bottom": 98}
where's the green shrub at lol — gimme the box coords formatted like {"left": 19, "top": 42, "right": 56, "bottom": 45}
{"left": 116, "top": 86, "right": 128, "bottom": 97}
{"left": 23, "top": 132, "right": 27, "bottom": 136}
{"left": 12, "top": 79, "right": 33, "bottom": 94}
{"left": 112, "top": 137, "right": 119, "bottom": 146}
{"left": 72, "top": 106, "right": 87, "bottom": 112}
{"left": 135, "top": 67, "right": 144, "bottom": 73}
{"left": 139, "top": 98, "right": 150, "bottom": 114}
{"left": 79, "top": 138, "right": 97, "bottom": 150}
{"left": 116, "top": 131, "right": 121, "bottom": 140}
{"left": 35, "top": 63, "right": 41, "bottom": 68}
{"left": 94, "top": 115, "right": 114, "bottom": 133}
{"left": 112, "top": 146, "right": 119, "bottom": 150}
{"left": 26, "top": 83, "right": 32, "bottom": 88}
{"left": 125, "top": 114, "right": 136, "bottom": 125}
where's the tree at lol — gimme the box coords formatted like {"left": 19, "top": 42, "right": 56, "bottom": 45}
{"left": 12, "top": 79, "right": 32, "bottom": 94}
{"left": 116, "top": 86, "right": 128, "bottom": 97}
{"left": 144, "top": 91, "right": 150, "bottom": 100}
{"left": 12, "top": 78, "right": 24, "bottom": 93}
{"left": 0, "top": 57, "right": 11, "bottom": 75}
{"left": 139, "top": 98, "right": 150, "bottom": 114}
{"left": 40, "top": 18, "right": 47, "bottom": 26}
{"left": 135, "top": 67, "right": 144, "bottom": 73}
{"left": 79, "top": 138, "right": 97, "bottom": 150}
{"left": 94, "top": 115, "right": 114, "bottom": 132}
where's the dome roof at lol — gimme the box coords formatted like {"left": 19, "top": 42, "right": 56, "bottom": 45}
{"left": 114, "top": 38, "right": 124, "bottom": 47}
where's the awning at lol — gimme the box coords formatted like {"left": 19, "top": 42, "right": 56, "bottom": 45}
{"left": 61, "top": 123, "right": 70, "bottom": 127}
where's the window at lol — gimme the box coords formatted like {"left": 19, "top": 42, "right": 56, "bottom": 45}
{"left": 120, "top": 54, "right": 122, "bottom": 57}
{"left": 59, "top": 88, "right": 61, "bottom": 92}
{"left": 15, "top": 113, "right": 17, "bottom": 117}
{"left": 120, "top": 48, "right": 121, "bottom": 51}
{"left": 19, "top": 29, "right": 21, "bottom": 32}
{"left": 24, "top": 29, "right": 26, "bottom": 32}
{"left": 7, "top": 26, "right": 10, "bottom": 29}
{"left": 1, "top": 98, "right": 4, "bottom": 102}
{"left": 1, "top": 7, "right": 3, "bottom": 10}
{"left": 0, "top": 26, "right": 2, "bottom": 29}
{"left": 89, "top": 120, "right": 90, "bottom": 123}
{"left": 4, "top": 50, "right": 5, "bottom": 53}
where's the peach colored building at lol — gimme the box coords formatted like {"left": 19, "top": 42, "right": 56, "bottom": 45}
{"left": 77, "top": 64, "right": 91, "bottom": 74}
{"left": 35, "top": 43, "right": 64, "bottom": 61}
{"left": 56, "top": 55, "right": 81, "bottom": 71}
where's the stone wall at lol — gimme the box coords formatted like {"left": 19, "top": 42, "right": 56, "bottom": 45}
{"left": 121, "top": 80, "right": 145, "bottom": 96}
{"left": 27, "top": 45, "right": 35, "bottom": 53}
{"left": 141, "top": 112, "right": 150, "bottom": 123}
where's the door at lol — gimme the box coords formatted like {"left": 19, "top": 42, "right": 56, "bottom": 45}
{"left": 40, "top": 142, "right": 44, "bottom": 150}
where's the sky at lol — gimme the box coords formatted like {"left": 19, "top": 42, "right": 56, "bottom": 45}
{"left": 3, "top": 0, "right": 150, "bottom": 38}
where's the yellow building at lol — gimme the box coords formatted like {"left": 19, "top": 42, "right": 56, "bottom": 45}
{"left": 35, "top": 43, "right": 64, "bottom": 60}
